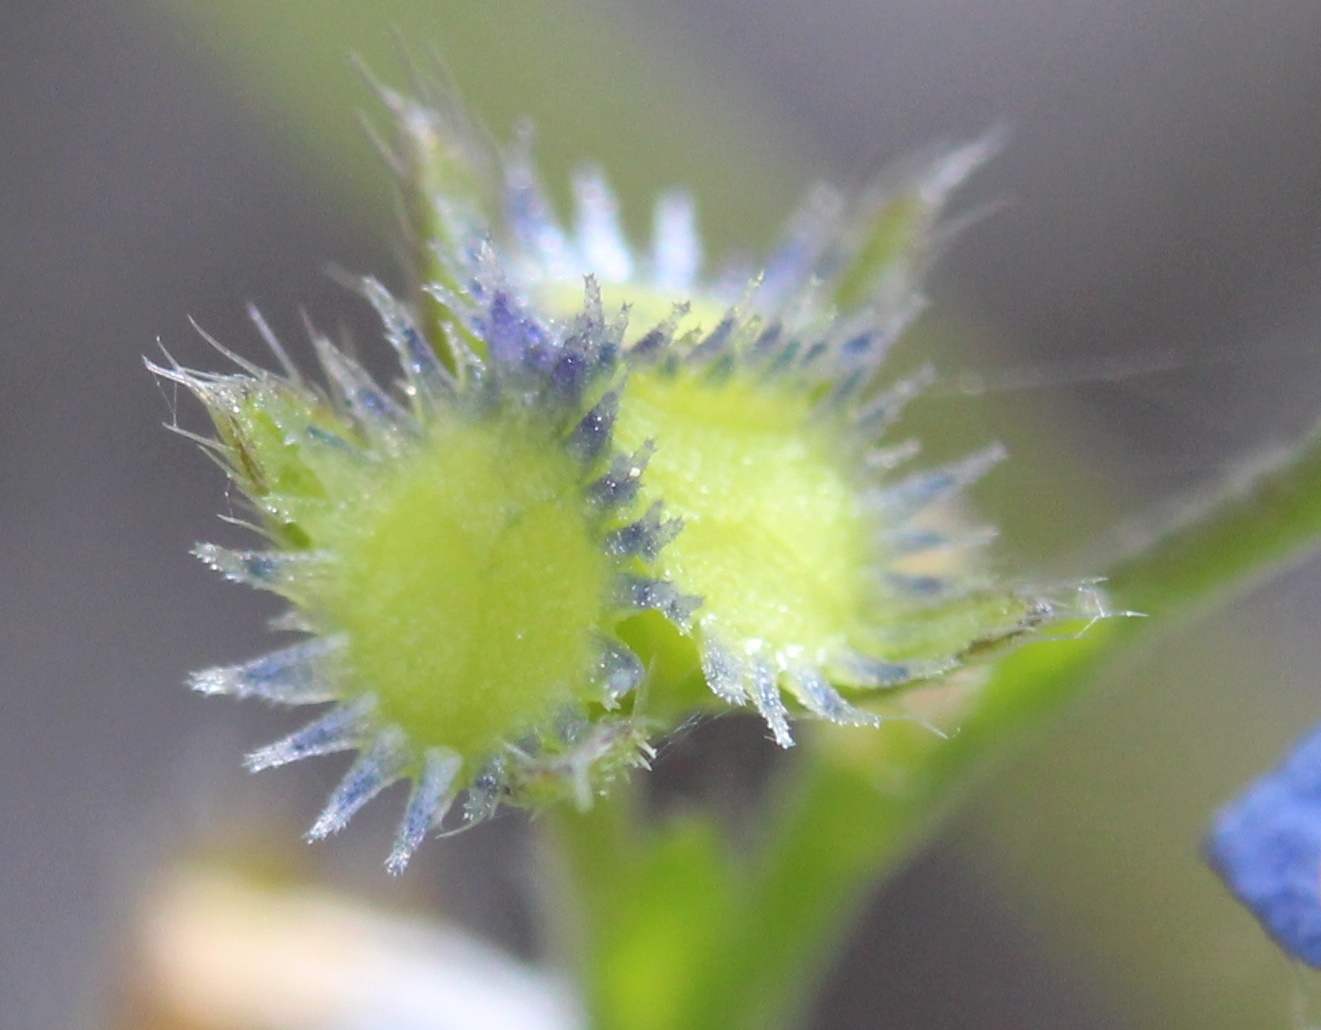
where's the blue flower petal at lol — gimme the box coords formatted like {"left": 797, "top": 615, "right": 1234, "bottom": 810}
{"left": 1207, "top": 723, "right": 1321, "bottom": 966}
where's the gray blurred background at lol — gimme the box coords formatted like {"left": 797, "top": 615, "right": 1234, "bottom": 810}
{"left": 4, "top": 0, "right": 1321, "bottom": 1026}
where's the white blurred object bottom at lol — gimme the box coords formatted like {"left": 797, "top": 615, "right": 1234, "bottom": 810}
{"left": 136, "top": 868, "right": 583, "bottom": 1030}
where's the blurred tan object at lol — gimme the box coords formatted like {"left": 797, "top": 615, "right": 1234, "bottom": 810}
{"left": 129, "top": 868, "right": 582, "bottom": 1030}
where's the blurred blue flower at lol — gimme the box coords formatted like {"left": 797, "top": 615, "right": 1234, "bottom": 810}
{"left": 1208, "top": 724, "right": 1321, "bottom": 966}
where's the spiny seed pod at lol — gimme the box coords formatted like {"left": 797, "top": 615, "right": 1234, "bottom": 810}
{"left": 379, "top": 78, "right": 1097, "bottom": 740}
{"left": 156, "top": 74, "right": 1101, "bottom": 872}
{"left": 152, "top": 277, "right": 696, "bottom": 873}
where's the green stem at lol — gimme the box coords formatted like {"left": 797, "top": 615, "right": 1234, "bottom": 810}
{"left": 1104, "top": 415, "right": 1321, "bottom": 616}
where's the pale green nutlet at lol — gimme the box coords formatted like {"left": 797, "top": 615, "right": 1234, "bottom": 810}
{"left": 154, "top": 276, "right": 688, "bottom": 874}
{"left": 156, "top": 74, "right": 1099, "bottom": 871}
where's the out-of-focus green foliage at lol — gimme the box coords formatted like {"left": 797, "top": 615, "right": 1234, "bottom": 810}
{"left": 141, "top": 0, "right": 817, "bottom": 252}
